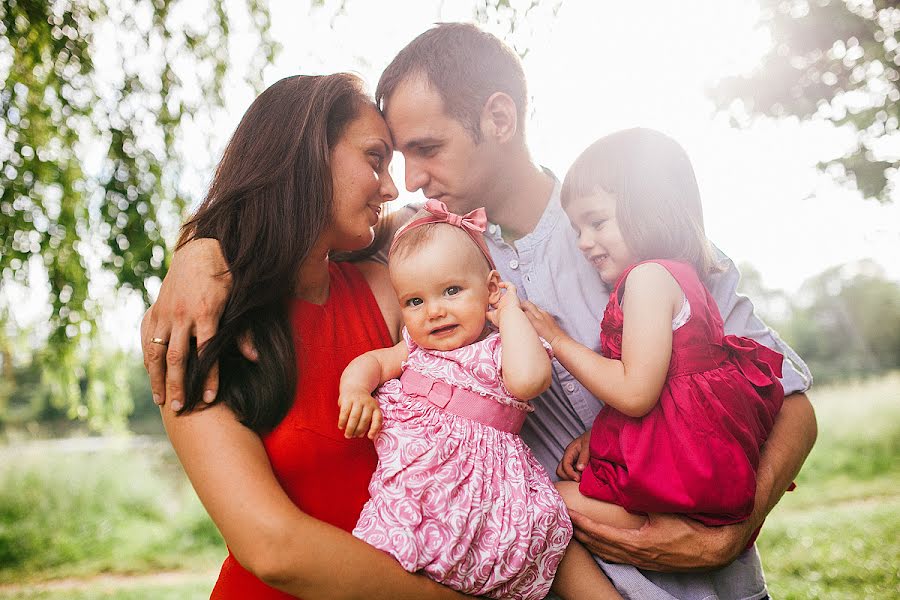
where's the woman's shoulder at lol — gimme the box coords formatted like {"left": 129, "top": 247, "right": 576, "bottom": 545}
{"left": 350, "top": 261, "right": 402, "bottom": 342}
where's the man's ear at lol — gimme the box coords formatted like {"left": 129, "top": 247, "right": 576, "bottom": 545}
{"left": 480, "top": 92, "right": 518, "bottom": 143}
{"left": 487, "top": 269, "right": 503, "bottom": 305}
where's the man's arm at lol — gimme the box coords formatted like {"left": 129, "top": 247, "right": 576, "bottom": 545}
{"left": 571, "top": 391, "right": 816, "bottom": 570}
{"left": 141, "top": 238, "right": 235, "bottom": 410}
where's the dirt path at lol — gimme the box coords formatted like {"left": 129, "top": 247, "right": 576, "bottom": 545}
{"left": 0, "top": 570, "right": 217, "bottom": 595}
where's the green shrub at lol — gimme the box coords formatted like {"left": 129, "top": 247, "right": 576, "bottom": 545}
{"left": 0, "top": 444, "right": 223, "bottom": 582}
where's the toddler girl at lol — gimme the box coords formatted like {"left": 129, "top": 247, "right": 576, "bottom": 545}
{"left": 339, "top": 200, "right": 619, "bottom": 600}
{"left": 524, "top": 128, "right": 786, "bottom": 535}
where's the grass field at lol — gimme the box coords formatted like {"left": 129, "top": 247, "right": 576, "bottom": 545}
{"left": 1, "top": 373, "right": 898, "bottom": 599}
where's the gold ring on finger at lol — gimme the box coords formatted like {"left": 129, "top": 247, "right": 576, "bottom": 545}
{"left": 150, "top": 337, "right": 169, "bottom": 346}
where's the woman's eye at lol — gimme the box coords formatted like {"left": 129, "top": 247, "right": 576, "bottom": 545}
{"left": 406, "top": 297, "right": 423, "bottom": 307}
{"left": 445, "top": 286, "right": 461, "bottom": 296}
{"left": 369, "top": 152, "right": 384, "bottom": 169}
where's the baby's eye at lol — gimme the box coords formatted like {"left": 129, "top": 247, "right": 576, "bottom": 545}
{"left": 406, "top": 297, "right": 423, "bottom": 307}
{"left": 445, "top": 286, "right": 461, "bottom": 296}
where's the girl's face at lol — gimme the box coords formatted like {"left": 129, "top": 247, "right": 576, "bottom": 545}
{"left": 566, "top": 190, "right": 638, "bottom": 285}
{"left": 390, "top": 228, "right": 501, "bottom": 352}
{"left": 325, "top": 103, "right": 399, "bottom": 251}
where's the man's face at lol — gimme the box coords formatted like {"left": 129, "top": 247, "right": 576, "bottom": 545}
{"left": 384, "top": 75, "right": 500, "bottom": 215}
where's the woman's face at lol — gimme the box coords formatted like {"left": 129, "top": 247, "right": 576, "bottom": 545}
{"left": 326, "top": 103, "right": 399, "bottom": 251}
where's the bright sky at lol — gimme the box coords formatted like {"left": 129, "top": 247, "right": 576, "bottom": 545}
{"left": 6, "top": 0, "right": 900, "bottom": 353}
{"left": 215, "top": 0, "right": 898, "bottom": 295}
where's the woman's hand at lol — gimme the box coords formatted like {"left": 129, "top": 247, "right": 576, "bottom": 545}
{"left": 520, "top": 300, "right": 568, "bottom": 348}
{"left": 557, "top": 431, "right": 591, "bottom": 482}
{"left": 337, "top": 389, "right": 383, "bottom": 440}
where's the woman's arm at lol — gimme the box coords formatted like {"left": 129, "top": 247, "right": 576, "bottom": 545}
{"left": 489, "top": 282, "right": 552, "bottom": 400}
{"left": 524, "top": 263, "right": 680, "bottom": 418}
{"left": 163, "top": 404, "right": 467, "bottom": 599}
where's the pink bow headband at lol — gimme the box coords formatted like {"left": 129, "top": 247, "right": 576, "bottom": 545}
{"left": 389, "top": 199, "right": 496, "bottom": 270}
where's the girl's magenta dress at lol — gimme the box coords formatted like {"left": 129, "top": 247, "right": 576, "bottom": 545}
{"left": 579, "top": 260, "right": 785, "bottom": 526}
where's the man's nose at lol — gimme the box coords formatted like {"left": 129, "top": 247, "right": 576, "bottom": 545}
{"left": 404, "top": 159, "right": 428, "bottom": 193}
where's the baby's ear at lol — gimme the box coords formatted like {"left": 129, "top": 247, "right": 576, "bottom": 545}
{"left": 487, "top": 270, "right": 502, "bottom": 305}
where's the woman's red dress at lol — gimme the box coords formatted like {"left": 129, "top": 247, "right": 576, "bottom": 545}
{"left": 211, "top": 261, "right": 393, "bottom": 599}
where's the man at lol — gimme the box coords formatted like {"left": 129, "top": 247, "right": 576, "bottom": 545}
{"left": 143, "top": 23, "right": 815, "bottom": 599}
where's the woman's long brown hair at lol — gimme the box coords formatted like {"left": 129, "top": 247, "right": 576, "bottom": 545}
{"left": 176, "top": 73, "right": 368, "bottom": 432}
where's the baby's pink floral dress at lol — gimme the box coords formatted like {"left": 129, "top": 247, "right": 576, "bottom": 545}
{"left": 353, "top": 328, "right": 572, "bottom": 600}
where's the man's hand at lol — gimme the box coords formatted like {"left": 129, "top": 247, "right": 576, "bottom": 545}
{"left": 141, "top": 238, "right": 243, "bottom": 411}
{"left": 557, "top": 431, "right": 591, "bottom": 482}
{"left": 569, "top": 510, "right": 754, "bottom": 572}
{"left": 520, "top": 300, "right": 568, "bottom": 348}
{"left": 337, "top": 389, "right": 383, "bottom": 440}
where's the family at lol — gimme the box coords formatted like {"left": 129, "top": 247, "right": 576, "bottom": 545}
{"left": 141, "top": 23, "right": 816, "bottom": 600}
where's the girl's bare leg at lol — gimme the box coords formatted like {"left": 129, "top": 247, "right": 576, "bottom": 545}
{"left": 555, "top": 480, "right": 647, "bottom": 529}
{"left": 552, "top": 539, "right": 622, "bottom": 600}
{"left": 550, "top": 481, "right": 646, "bottom": 599}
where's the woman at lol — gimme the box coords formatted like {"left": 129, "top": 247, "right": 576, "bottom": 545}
{"left": 148, "top": 73, "right": 467, "bottom": 599}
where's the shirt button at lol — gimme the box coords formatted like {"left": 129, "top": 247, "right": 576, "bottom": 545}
{"left": 509, "top": 259, "right": 519, "bottom": 270}
{"left": 565, "top": 382, "right": 576, "bottom": 393}
{"left": 488, "top": 224, "right": 498, "bottom": 235}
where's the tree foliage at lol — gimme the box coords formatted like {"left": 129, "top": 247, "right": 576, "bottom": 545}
{"left": 712, "top": 0, "right": 899, "bottom": 203}
{"left": 0, "top": 0, "right": 555, "bottom": 429}
{"left": 0, "top": 0, "right": 275, "bottom": 427}
{"left": 740, "top": 260, "right": 900, "bottom": 384}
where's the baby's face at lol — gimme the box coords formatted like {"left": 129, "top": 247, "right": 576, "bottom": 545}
{"left": 390, "top": 228, "right": 498, "bottom": 352}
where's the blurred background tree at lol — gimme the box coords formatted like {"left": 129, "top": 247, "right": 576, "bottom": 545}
{"left": 2, "top": 0, "right": 898, "bottom": 432}
{"left": 712, "top": 0, "right": 899, "bottom": 203}
{"left": 0, "top": 0, "right": 276, "bottom": 428}
{"left": 0, "top": 0, "right": 554, "bottom": 431}
{"left": 739, "top": 259, "right": 900, "bottom": 384}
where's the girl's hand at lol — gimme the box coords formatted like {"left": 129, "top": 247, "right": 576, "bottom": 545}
{"left": 521, "top": 300, "right": 567, "bottom": 348}
{"left": 337, "top": 390, "right": 383, "bottom": 440}
{"left": 486, "top": 281, "right": 522, "bottom": 327}
{"left": 557, "top": 431, "right": 592, "bottom": 481}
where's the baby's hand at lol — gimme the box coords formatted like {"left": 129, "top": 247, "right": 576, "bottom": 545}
{"left": 486, "top": 281, "right": 522, "bottom": 327}
{"left": 520, "top": 300, "right": 567, "bottom": 348}
{"left": 337, "top": 389, "right": 383, "bottom": 440}
{"left": 557, "top": 431, "right": 591, "bottom": 482}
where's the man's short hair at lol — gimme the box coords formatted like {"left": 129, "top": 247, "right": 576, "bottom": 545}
{"left": 376, "top": 22, "right": 528, "bottom": 141}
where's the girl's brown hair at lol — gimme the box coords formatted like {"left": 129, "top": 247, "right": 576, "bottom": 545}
{"left": 561, "top": 127, "right": 720, "bottom": 279}
{"left": 177, "top": 73, "right": 369, "bottom": 432}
